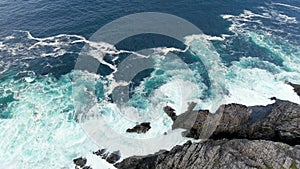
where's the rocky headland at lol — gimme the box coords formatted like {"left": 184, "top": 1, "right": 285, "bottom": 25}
{"left": 114, "top": 82, "right": 300, "bottom": 169}
{"left": 74, "top": 82, "right": 300, "bottom": 169}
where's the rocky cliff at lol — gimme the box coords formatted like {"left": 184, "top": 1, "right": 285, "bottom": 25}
{"left": 174, "top": 99, "right": 300, "bottom": 146}
{"left": 115, "top": 98, "right": 300, "bottom": 169}
{"left": 115, "top": 139, "right": 300, "bottom": 169}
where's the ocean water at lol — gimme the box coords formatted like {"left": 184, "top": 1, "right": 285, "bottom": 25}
{"left": 0, "top": 0, "right": 299, "bottom": 168}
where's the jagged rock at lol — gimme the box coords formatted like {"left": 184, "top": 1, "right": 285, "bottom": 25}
{"left": 286, "top": 81, "right": 300, "bottom": 97}
{"left": 173, "top": 109, "right": 209, "bottom": 138}
{"left": 73, "top": 157, "right": 87, "bottom": 168}
{"left": 115, "top": 139, "right": 300, "bottom": 169}
{"left": 91, "top": 149, "right": 121, "bottom": 164}
{"left": 172, "top": 103, "right": 252, "bottom": 139}
{"left": 163, "top": 106, "right": 177, "bottom": 121}
{"left": 173, "top": 99, "right": 300, "bottom": 145}
{"left": 126, "top": 122, "right": 151, "bottom": 134}
{"left": 247, "top": 100, "right": 300, "bottom": 145}
{"left": 106, "top": 151, "right": 121, "bottom": 164}
{"left": 101, "top": 152, "right": 109, "bottom": 159}
{"left": 93, "top": 149, "right": 107, "bottom": 156}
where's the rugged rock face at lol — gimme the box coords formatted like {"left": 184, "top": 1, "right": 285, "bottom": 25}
{"left": 115, "top": 139, "right": 300, "bottom": 169}
{"left": 287, "top": 81, "right": 300, "bottom": 97}
{"left": 247, "top": 100, "right": 300, "bottom": 145}
{"left": 115, "top": 99, "right": 300, "bottom": 169}
{"left": 172, "top": 99, "right": 300, "bottom": 145}
{"left": 126, "top": 122, "right": 151, "bottom": 134}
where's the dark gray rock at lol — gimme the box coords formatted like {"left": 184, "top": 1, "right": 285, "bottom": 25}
{"left": 93, "top": 149, "right": 107, "bottom": 156}
{"left": 91, "top": 149, "right": 121, "bottom": 164}
{"left": 106, "top": 150, "right": 121, "bottom": 164}
{"left": 163, "top": 106, "right": 177, "bottom": 121}
{"left": 115, "top": 91, "right": 300, "bottom": 169}
{"left": 247, "top": 100, "right": 300, "bottom": 145}
{"left": 286, "top": 81, "right": 300, "bottom": 97}
{"left": 173, "top": 99, "right": 300, "bottom": 145}
{"left": 73, "top": 157, "right": 87, "bottom": 168}
{"left": 126, "top": 122, "right": 151, "bottom": 134}
{"left": 115, "top": 139, "right": 300, "bottom": 169}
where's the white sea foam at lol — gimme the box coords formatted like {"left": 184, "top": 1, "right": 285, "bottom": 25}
{"left": 0, "top": 72, "right": 100, "bottom": 168}
{"left": 225, "top": 59, "right": 300, "bottom": 105}
{"left": 184, "top": 34, "right": 230, "bottom": 42}
{"left": 220, "top": 6, "right": 300, "bottom": 106}
{"left": 272, "top": 2, "right": 300, "bottom": 11}
{"left": 221, "top": 6, "right": 298, "bottom": 35}
{"left": 86, "top": 153, "right": 117, "bottom": 169}
{"left": 4, "top": 35, "right": 15, "bottom": 40}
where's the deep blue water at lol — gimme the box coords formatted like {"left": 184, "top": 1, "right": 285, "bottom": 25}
{"left": 0, "top": 0, "right": 299, "bottom": 168}
{"left": 2, "top": 0, "right": 294, "bottom": 37}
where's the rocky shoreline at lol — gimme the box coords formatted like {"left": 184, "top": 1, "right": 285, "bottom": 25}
{"left": 171, "top": 99, "right": 300, "bottom": 145}
{"left": 116, "top": 139, "right": 300, "bottom": 169}
{"left": 115, "top": 99, "right": 300, "bottom": 169}
{"left": 73, "top": 82, "right": 300, "bottom": 169}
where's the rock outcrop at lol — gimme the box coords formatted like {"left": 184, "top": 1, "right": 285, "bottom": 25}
{"left": 115, "top": 139, "right": 300, "bottom": 169}
{"left": 116, "top": 98, "right": 300, "bottom": 169}
{"left": 93, "top": 149, "right": 121, "bottom": 164}
{"left": 106, "top": 151, "right": 121, "bottom": 164}
{"left": 287, "top": 81, "right": 300, "bottom": 97}
{"left": 75, "top": 83, "right": 300, "bottom": 169}
{"left": 163, "top": 106, "right": 177, "bottom": 121}
{"left": 172, "top": 99, "right": 300, "bottom": 145}
{"left": 126, "top": 122, "right": 151, "bottom": 134}
{"left": 73, "top": 157, "right": 92, "bottom": 169}
{"left": 93, "top": 149, "right": 108, "bottom": 158}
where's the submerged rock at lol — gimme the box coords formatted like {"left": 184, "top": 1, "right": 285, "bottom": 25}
{"left": 126, "top": 122, "right": 151, "bottom": 134}
{"left": 115, "top": 139, "right": 300, "bottom": 169}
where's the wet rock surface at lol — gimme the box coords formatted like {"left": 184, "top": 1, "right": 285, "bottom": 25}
{"left": 287, "top": 81, "right": 300, "bottom": 97}
{"left": 93, "top": 149, "right": 121, "bottom": 164}
{"left": 126, "top": 122, "right": 151, "bottom": 134}
{"left": 163, "top": 106, "right": 177, "bottom": 121}
{"left": 73, "top": 157, "right": 91, "bottom": 169}
{"left": 106, "top": 151, "right": 121, "bottom": 164}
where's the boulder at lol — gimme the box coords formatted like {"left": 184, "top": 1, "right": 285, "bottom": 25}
{"left": 126, "top": 122, "right": 151, "bottom": 134}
